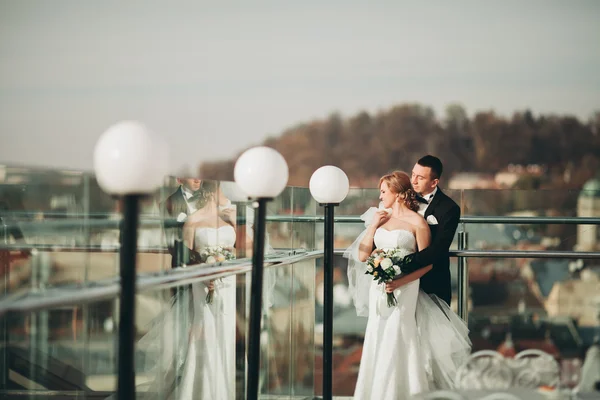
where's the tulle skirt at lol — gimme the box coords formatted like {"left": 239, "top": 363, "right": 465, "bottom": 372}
{"left": 416, "top": 291, "right": 472, "bottom": 390}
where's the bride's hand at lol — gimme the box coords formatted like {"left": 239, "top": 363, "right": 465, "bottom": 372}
{"left": 385, "top": 278, "right": 404, "bottom": 293}
{"left": 370, "top": 210, "right": 391, "bottom": 229}
{"left": 370, "top": 248, "right": 383, "bottom": 257}
{"left": 219, "top": 208, "right": 236, "bottom": 225}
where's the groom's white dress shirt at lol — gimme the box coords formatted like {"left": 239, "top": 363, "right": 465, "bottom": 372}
{"left": 182, "top": 187, "right": 199, "bottom": 213}
{"left": 418, "top": 187, "right": 438, "bottom": 216}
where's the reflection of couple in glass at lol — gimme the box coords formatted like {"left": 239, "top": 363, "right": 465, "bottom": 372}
{"left": 164, "top": 178, "right": 236, "bottom": 267}
{"left": 141, "top": 178, "right": 237, "bottom": 399}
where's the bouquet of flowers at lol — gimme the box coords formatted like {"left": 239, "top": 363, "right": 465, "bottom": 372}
{"left": 365, "top": 247, "right": 410, "bottom": 307}
{"left": 200, "top": 246, "right": 235, "bottom": 304}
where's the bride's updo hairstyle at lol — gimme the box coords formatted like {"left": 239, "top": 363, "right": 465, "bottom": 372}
{"left": 194, "top": 180, "right": 218, "bottom": 209}
{"left": 379, "top": 171, "right": 420, "bottom": 212}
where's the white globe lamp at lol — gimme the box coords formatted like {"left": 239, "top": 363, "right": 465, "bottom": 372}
{"left": 309, "top": 165, "right": 350, "bottom": 204}
{"left": 234, "top": 146, "right": 288, "bottom": 199}
{"left": 93, "top": 121, "right": 169, "bottom": 195}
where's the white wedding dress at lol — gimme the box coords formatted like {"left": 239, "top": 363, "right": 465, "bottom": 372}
{"left": 345, "top": 209, "right": 472, "bottom": 400}
{"left": 138, "top": 225, "right": 237, "bottom": 400}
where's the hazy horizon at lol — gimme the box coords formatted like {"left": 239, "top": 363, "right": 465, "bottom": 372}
{"left": 1, "top": 0, "right": 599, "bottom": 174}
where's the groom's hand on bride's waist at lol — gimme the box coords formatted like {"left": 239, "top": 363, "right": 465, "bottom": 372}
{"left": 396, "top": 253, "right": 418, "bottom": 274}
{"left": 390, "top": 254, "right": 418, "bottom": 282}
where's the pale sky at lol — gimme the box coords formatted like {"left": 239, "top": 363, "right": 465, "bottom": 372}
{"left": 1, "top": 0, "right": 599, "bottom": 174}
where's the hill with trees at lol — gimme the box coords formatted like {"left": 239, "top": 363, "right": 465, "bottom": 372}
{"left": 200, "top": 103, "right": 600, "bottom": 188}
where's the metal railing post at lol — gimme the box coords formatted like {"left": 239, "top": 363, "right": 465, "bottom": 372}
{"left": 457, "top": 231, "right": 469, "bottom": 323}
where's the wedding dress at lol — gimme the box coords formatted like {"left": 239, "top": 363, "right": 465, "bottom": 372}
{"left": 345, "top": 208, "right": 472, "bottom": 400}
{"left": 138, "top": 225, "right": 237, "bottom": 400}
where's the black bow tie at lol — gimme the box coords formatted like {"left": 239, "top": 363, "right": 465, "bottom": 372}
{"left": 416, "top": 195, "right": 429, "bottom": 205}
{"left": 185, "top": 191, "right": 202, "bottom": 203}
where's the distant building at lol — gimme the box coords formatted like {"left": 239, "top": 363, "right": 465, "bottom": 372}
{"left": 576, "top": 177, "right": 600, "bottom": 252}
{"left": 546, "top": 279, "right": 600, "bottom": 327}
{"left": 448, "top": 172, "right": 497, "bottom": 190}
{"left": 494, "top": 164, "right": 546, "bottom": 188}
{"left": 494, "top": 171, "right": 521, "bottom": 188}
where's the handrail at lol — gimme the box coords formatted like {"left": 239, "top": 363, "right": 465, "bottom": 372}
{"left": 2, "top": 218, "right": 183, "bottom": 231}
{"left": 332, "top": 249, "right": 600, "bottom": 259}
{"left": 3, "top": 245, "right": 595, "bottom": 314}
{"left": 459, "top": 216, "right": 600, "bottom": 224}
{"left": 2, "top": 215, "right": 599, "bottom": 232}
{"left": 266, "top": 215, "right": 600, "bottom": 224}
{"left": 0, "top": 243, "right": 164, "bottom": 252}
{"left": 451, "top": 249, "right": 600, "bottom": 259}
{"left": 0, "top": 250, "right": 323, "bottom": 315}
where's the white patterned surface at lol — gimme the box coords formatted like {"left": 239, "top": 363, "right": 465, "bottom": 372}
{"left": 454, "top": 349, "right": 560, "bottom": 390}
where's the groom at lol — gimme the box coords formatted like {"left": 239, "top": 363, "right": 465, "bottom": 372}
{"left": 164, "top": 177, "right": 204, "bottom": 268}
{"left": 398, "top": 155, "right": 460, "bottom": 306}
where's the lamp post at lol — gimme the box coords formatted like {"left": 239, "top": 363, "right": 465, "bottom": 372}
{"left": 309, "top": 166, "right": 349, "bottom": 400}
{"left": 234, "top": 147, "right": 288, "bottom": 400}
{"left": 93, "top": 121, "right": 169, "bottom": 399}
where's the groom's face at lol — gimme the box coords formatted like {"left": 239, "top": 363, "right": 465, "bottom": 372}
{"left": 411, "top": 163, "right": 438, "bottom": 195}
{"left": 178, "top": 178, "right": 201, "bottom": 192}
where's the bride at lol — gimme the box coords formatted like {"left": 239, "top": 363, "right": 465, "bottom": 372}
{"left": 139, "top": 181, "right": 237, "bottom": 399}
{"left": 344, "top": 171, "right": 471, "bottom": 399}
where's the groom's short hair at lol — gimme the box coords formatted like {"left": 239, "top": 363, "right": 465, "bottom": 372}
{"left": 417, "top": 155, "right": 443, "bottom": 180}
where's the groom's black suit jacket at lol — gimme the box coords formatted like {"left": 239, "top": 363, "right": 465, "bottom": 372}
{"left": 163, "top": 187, "right": 202, "bottom": 268}
{"left": 404, "top": 188, "right": 460, "bottom": 305}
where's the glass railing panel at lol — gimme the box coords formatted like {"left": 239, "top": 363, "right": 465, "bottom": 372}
{"left": 289, "top": 186, "right": 318, "bottom": 252}
{"left": 266, "top": 185, "right": 295, "bottom": 252}
{"left": 266, "top": 185, "right": 318, "bottom": 253}
{"left": 288, "top": 258, "right": 316, "bottom": 397}
{"left": 459, "top": 188, "right": 599, "bottom": 388}
{"left": 459, "top": 189, "right": 589, "bottom": 250}
{"left": 0, "top": 295, "right": 120, "bottom": 395}
{"left": 0, "top": 257, "right": 320, "bottom": 398}
{"left": 1, "top": 244, "right": 173, "bottom": 301}
{"left": 258, "top": 257, "right": 317, "bottom": 398}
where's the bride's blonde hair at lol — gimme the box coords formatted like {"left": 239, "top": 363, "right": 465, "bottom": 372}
{"left": 379, "top": 171, "right": 420, "bottom": 212}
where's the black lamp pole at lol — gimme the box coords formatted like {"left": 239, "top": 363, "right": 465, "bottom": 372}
{"left": 246, "top": 198, "right": 270, "bottom": 400}
{"left": 321, "top": 202, "right": 338, "bottom": 400}
{"left": 234, "top": 201, "right": 248, "bottom": 396}
{"left": 118, "top": 194, "right": 141, "bottom": 399}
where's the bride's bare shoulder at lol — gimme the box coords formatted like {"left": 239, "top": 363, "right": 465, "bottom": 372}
{"left": 406, "top": 210, "right": 427, "bottom": 226}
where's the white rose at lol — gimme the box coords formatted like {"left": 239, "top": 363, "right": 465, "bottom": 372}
{"left": 380, "top": 258, "right": 393, "bottom": 269}
{"left": 366, "top": 264, "right": 374, "bottom": 273}
{"left": 206, "top": 256, "right": 216, "bottom": 264}
{"left": 393, "top": 265, "right": 402, "bottom": 275}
